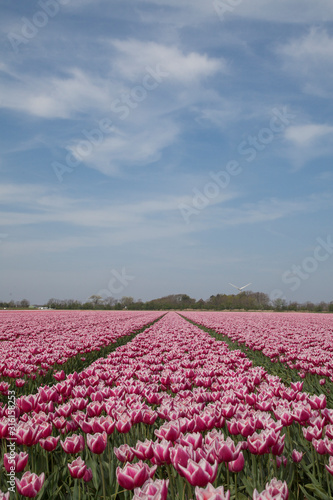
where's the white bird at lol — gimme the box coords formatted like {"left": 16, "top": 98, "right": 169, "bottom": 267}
{"left": 228, "top": 282, "right": 252, "bottom": 292}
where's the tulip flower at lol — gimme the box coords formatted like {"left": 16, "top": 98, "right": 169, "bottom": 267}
{"left": 326, "top": 457, "right": 333, "bottom": 476}
{"left": 170, "top": 444, "right": 194, "bottom": 471}
{"left": 228, "top": 451, "right": 244, "bottom": 473}
{"left": 152, "top": 439, "right": 172, "bottom": 465}
{"left": 195, "top": 483, "right": 231, "bottom": 500}
{"left": 155, "top": 421, "right": 181, "bottom": 442}
{"left": 3, "top": 451, "right": 29, "bottom": 473}
{"left": 214, "top": 437, "right": 241, "bottom": 463}
{"left": 68, "top": 457, "right": 87, "bottom": 479}
{"left": 53, "top": 370, "right": 66, "bottom": 381}
{"left": 15, "top": 424, "right": 41, "bottom": 447}
{"left": 133, "top": 479, "right": 169, "bottom": 500}
{"left": 133, "top": 439, "right": 154, "bottom": 460}
{"left": 116, "top": 415, "right": 132, "bottom": 433}
{"left": 179, "top": 432, "right": 203, "bottom": 450}
{"left": 15, "top": 472, "right": 45, "bottom": 498}
{"left": 83, "top": 468, "right": 93, "bottom": 482}
{"left": 302, "top": 425, "right": 323, "bottom": 441}
{"left": 312, "top": 439, "right": 327, "bottom": 455}
{"left": 0, "top": 491, "right": 10, "bottom": 500}
{"left": 39, "top": 436, "right": 60, "bottom": 452}
{"left": 178, "top": 458, "right": 218, "bottom": 487}
{"left": 60, "top": 434, "right": 85, "bottom": 454}
{"left": 114, "top": 444, "right": 135, "bottom": 462}
{"left": 87, "top": 432, "right": 107, "bottom": 454}
{"left": 117, "top": 461, "right": 157, "bottom": 490}
{"left": 291, "top": 449, "right": 303, "bottom": 463}
{"left": 253, "top": 478, "right": 289, "bottom": 500}
{"left": 0, "top": 420, "right": 8, "bottom": 439}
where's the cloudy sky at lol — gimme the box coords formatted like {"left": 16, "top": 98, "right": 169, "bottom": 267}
{"left": 1, "top": 0, "right": 333, "bottom": 304}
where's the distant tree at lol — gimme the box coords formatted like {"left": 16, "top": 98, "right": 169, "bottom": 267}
{"left": 103, "top": 297, "right": 116, "bottom": 308}
{"left": 273, "top": 298, "right": 287, "bottom": 311}
{"left": 19, "top": 299, "right": 30, "bottom": 308}
{"left": 120, "top": 297, "right": 134, "bottom": 308}
{"left": 287, "top": 301, "right": 299, "bottom": 311}
{"left": 89, "top": 295, "right": 103, "bottom": 308}
{"left": 314, "top": 301, "right": 328, "bottom": 312}
{"left": 195, "top": 299, "right": 205, "bottom": 309}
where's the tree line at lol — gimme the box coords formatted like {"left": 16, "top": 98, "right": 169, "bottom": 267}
{"left": 2, "top": 293, "right": 332, "bottom": 312}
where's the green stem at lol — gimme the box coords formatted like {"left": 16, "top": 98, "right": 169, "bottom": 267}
{"left": 327, "top": 470, "right": 332, "bottom": 499}
{"left": 166, "top": 464, "right": 175, "bottom": 500}
{"left": 99, "top": 455, "right": 106, "bottom": 500}
{"left": 234, "top": 473, "right": 238, "bottom": 499}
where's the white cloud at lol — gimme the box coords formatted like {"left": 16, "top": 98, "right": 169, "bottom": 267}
{"left": 285, "top": 124, "right": 333, "bottom": 145}
{"left": 111, "top": 0, "right": 333, "bottom": 25}
{"left": 283, "top": 122, "right": 333, "bottom": 168}
{"left": 111, "top": 39, "right": 224, "bottom": 83}
{"left": 277, "top": 28, "right": 333, "bottom": 96}
{"left": 0, "top": 67, "right": 115, "bottom": 119}
{"left": 67, "top": 120, "right": 180, "bottom": 176}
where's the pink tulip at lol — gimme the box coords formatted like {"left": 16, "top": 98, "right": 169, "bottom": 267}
{"left": 155, "top": 421, "right": 181, "bottom": 442}
{"left": 178, "top": 458, "right": 218, "bottom": 487}
{"left": 228, "top": 452, "right": 244, "bottom": 473}
{"left": 114, "top": 444, "right": 135, "bottom": 462}
{"left": 53, "top": 370, "right": 66, "bottom": 381}
{"left": 83, "top": 467, "right": 93, "bottom": 482}
{"left": 326, "top": 457, "right": 333, "bottom": 476}
{"left": 116, "top": 415, "right": 132, "bottom": 433}
{"left": 117, "top": 461, "right": 157, "bottom": 490}
{"left": 87, "top": 432, "right": 107, "bottom": 454}
{"left": 68, "top": 456, "right": 87, "bottom": 479}
{"left": 15, "top": 471, "right": 45, "bottom": 498}
{"left": 214, "top": 437, "right": 241, "bottom": 463}
{"left": 39, "top": 436, "right": 60, "bottom": 451}
{"left": 179, "top": 432, "right": 203, "bottom": 450}
{"left": 133, "top": 479, "right": 169, "bottom": 500}
{"left": 312, "top": 439, "right": 327, "bottom": 455}
{"left": 170, "top": 444, "right": 194, "bottom": 471}
{"left": 152, "top": 439, "right": 172, "bottom": 465}
{"left": 0, "top": 491, "right": 10, "bottom": 500}
{"left": 60, "top": 434, "right": 85, "bottom": 454}
{"left": 133, "top": 439, "right": 154, "bottom": 460}
{"left": 195, "top": 483, "right": 231, "bottom": 500}
{"left": 0, "top": 420, "right": 8, "bottom": 438}
{"left": 302, "top": 425, "right": 323, "bottom": 441}
{"left": 15, "top": 424, "right": 41, "bottom": 447}
{"left": 291, "top": 449, "right": 303, "bottom": 463}
{"left": 3, "top": 451, "right": 29, "bottom": 473}
{"left": 253, "top": 478, "right": 288, "bottom": 500}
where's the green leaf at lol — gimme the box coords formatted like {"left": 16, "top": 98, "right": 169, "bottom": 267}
{"left": 240, "top": 475, "right": 254, "bottom": 496}
{"left": 304, "top": 483, "right": 330, "bottom": 500}
{"left": 299, "top": 485, "right": 316, "bottom": 500}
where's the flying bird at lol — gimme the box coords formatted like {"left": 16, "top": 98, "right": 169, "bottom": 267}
{"left": 228, "top": 283, "right": 252, "bottom": 292}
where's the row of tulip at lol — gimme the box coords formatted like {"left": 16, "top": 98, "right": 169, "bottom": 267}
{"left": 181, "top": 312, "right": 333, "bottom": 381}
{"left": 0, "top": 310, "right": 164, "bottom": 396}
{"left": 181, "top": 312, "right": 333, "bottom": 409}
{"left": 0, "top": 311, "right": 332, "bottom": 498}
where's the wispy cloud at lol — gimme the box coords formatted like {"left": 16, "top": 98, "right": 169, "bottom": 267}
{"left": 285, "top": 124, "right": 333, "bottom": 145}
{"left": 283, "top": 122, "right": 333, "bottom": 168}
{"left": 111, "top": 39, "right": 224, "bottom": 83}
{"left": 67, "top": 120, "right": 180, "bottom": 176}
{"left": 276, "top": 27, "right": 333, "bottom": 97}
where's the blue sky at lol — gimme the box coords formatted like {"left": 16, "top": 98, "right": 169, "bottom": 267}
{"left": 1, "top": 0, "right": 333, "bottom": 304}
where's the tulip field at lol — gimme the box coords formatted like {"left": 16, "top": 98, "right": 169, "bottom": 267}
{"left": 0, "top": 311, "right": 333, "bottom": 499}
